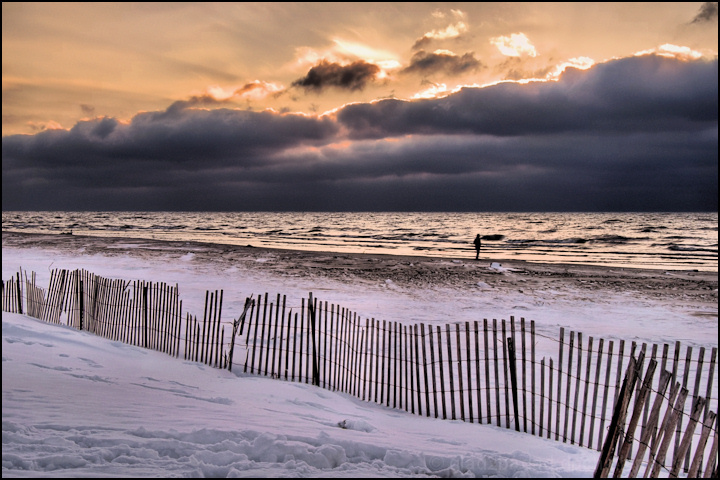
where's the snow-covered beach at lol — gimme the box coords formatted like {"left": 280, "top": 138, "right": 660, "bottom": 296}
{"left": 3, "top": 231, "right": 717, "bottom": 347}
{"left": 3, "top": 2, "right": 718, "bottom": 476}
{"left": 2, "top": 231, "right": 718, "bottom": 477}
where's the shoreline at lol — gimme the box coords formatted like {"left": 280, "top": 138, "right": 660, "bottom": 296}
{"left": 3, "top": 230, "right": 718, "bottom": 307}
{"left": 4, "top": 211, "right": 719, "bottom": 274}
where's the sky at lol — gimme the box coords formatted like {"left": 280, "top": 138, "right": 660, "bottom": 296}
{"left": 2, "top": 240, "right": 717, "bottom": 476}
{"left": 2, "top": 2, "right": 718, "bottom": 212}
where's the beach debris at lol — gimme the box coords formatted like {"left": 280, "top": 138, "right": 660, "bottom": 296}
{"left": 489, "top": 262, "right": 524, "bottom": 274}
{"left": 337, "top": 419, "right": 376, "bottom": 432}
{"left": 489, "top": 262, "right": 509, "bottom": 273}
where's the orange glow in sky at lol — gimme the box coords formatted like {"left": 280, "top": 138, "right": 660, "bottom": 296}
{"left": 2, "top": 3, "right": 717, "bottom": 136}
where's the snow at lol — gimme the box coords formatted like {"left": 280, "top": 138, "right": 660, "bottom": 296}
{"left": 2, "top": 239, "right": 717, "bottom": 477}
{"left": 3, "top": 312, "right": 598, "bottom": 477}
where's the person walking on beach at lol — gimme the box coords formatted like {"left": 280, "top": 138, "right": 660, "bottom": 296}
{"left": 473, "top": 234, "right": 482, "bottom": 260}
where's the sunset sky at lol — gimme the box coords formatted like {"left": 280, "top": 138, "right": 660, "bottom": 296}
{"left": 2, "top": 2, "right": 718, "bottom": 211}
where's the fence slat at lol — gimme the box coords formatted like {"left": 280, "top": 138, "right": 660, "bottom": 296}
{"left": 612, "top": 358, "right": 657, "bottom": 477}
{"left": 437, "top": 325, "right": 446, "bottom": 419}
{"left": 391, "top": 320, "right": 397, "bottom": 407}
{"left": 548, "top": 357, "right": 554, "bottom": 439}
{"left": 422, "top": 323, "right": 431, "bottom": 417}
{"left": 702, "top": 419, "right": 718, "bottom": 478}
{"left": 456, "top": 323, "right": 465, "bottom": 422}
{"left": 502, "top": 320, "right": 510, "bottom": 428}
{"left": 444, "top": 324, "right": 455, "bottom": 420}
{"left": 670, "top": 396, "right": 707, "bottom": 477}
{"left": 563, "top": 330, "right": 575, "bottom": 443}
{"left": 484, "top": 319, "right": 492, "bottom": 424}
{"left": 589, "top": 338, "right": 604, "bottom": 451}
{"left": 465, "top": 322, "right": 474, "bottom": 423}
{"left": 628, "top": 368, "right": 672, "bottom": 477}
{"left": 579, "top": 336, "right": 593, "bottom": 447}
{"left": 594, "top": 355, "right": 638, "bottom": 478}
{"left": 687, "top": 411, "right": 716, "bottom": 478}
{"left": 508, "top": 336, "right": 520, "bottom": 432}
{"left": 521, "top": 318, "right": 528, "bottom": 433}
{"left": 404, "top": 324, "right": 411, "bottom": 411}
{"left": 540, "top": 357, "right": 546, "bottom": 437}
{"left": 429, "top": 323, "right": 439, "bottom": 418}
{"left": 598, "top": 340, "right": 614, "bottom": 451}
{"left": 676, "top": 345, "right": 693, "bottom": 461}
{"left": 474, "top": 320, "right": 482, "bottom": 424}
{"left": 647, "top": 386, "right": 689, "bottom": 478}
{"left": 362, "top": 318, "right": 370, "bottom": 401}
{"left": 684, "top": 347, "right": 706, "bottom": 472}
{"left": 352, "top": 313, "right": 361, "bottom": 398}
{"left": 531, "top": 320, "right": 537, "bottom": 433}
{"left": 571, "top": 332, "right": 583, "bottom": 445}
{"left": 556, "top": 327, "right": 565, "bottom": 441}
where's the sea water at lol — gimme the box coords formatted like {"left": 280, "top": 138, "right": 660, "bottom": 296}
{"left": 2, "top": 211, "right": 717, "bottom": 271}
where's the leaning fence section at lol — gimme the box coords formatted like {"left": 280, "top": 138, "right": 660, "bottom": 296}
{"left": 3, "top": 269, "right": 718, "bottom": 477}
{"left": 594, "top": 352, "right": 718, "bottom": 478}
{"left": 2, "top": 269, "right": 228, "bottom": 368}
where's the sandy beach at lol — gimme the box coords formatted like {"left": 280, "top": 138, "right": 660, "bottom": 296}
{"left": 4, "top": 230, "right": 717, "bottom": 302}
{"left": 2, "top": 231, "right": 718, "bottom": 478}
{"left": 3, "top": 231, "right": 717, "bottom": 342}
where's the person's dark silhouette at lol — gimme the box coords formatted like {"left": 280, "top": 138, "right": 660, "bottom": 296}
{"left": 473, "top": 234, "right": 482, "bottom": 260}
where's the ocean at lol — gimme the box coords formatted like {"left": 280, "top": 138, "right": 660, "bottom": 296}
{"left": 2, "top": 211, "right": 717, "bottom": 271}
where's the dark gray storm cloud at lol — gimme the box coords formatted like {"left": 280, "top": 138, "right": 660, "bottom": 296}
{"left": 5, "top": 103, "right": 337, "bottom": 166}
{"left": 338, "top": 54, "right": 717, "bottom": 139}
{"left": 2, "top": 54, "right": 717, "bottom": 211}
{"left": 291, "top": 60, "right": 381, "bottom": 92}
{"left": 691, "top": 2, "right": 718, "bottom": 23}
{"left": 401, "top": 50, "right": 482, "bottom": 76}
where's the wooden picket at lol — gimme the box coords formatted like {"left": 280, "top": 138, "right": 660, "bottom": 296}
{"left": 3, "top": 268, "right": 718, "bottom": 478}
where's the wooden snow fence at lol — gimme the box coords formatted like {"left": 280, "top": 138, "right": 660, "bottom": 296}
{"left": 594, "top": 352, "right": 718, "bottom": 477}
{"left": 2, "top": 268, "right": 222, "bottom": 366}
{"left": 2, "top": 270, "right": 25, "bottom": 315}
{"left": 3, "top": 269, "right": 718, "bottom": 477}
{"left": 232, "top": 292, "right": 718, "bottom": 477}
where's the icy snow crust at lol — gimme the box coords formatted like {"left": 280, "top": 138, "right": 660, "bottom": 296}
{"left": 3, "top": 313, "right": 597, "bottom": 477}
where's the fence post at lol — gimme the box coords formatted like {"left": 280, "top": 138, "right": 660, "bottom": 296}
{"left": 308, "top": 293, "right": 320, "bottom": 386}
{"left": 142, "top": 284, "right": 148, "bottom": 348}
{"left": 78, "top": 276, "right": 84, "bottom": 331}
{"left": 507, "top": 337, "right": 520, "bottom": 432}
{"left": 16, "top": 272, "right": 23, "bottom": 314}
